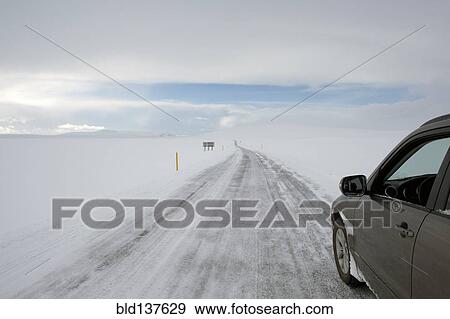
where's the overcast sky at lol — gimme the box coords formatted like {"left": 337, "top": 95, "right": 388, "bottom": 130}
{"left": 0, "top": 0, "right": 449, "bottom": 134}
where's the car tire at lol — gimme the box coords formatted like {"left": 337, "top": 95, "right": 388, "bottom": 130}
{"left": 333, "top": 218, "right": 360, "bottom": 286}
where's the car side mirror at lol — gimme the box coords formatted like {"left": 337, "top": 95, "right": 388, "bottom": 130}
{"left": 339, "top": 175, "right": 367, "bottom": 197}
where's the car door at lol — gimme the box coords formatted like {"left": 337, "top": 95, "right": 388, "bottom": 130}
{"left": 412, "top": 150, "right": 450, "bottom": 298}
{"left": 353, "top": 136, "right": 450, "bottom": 298}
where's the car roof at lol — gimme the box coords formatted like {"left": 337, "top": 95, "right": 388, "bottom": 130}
{"left": 420, "top": 114, "right": 450, "bottom": 129}
{"left": 391, "top": 113, "right": 450, "bottom": 151}
{"left": 405, "top": 114, "right": 450, "bottom": 138}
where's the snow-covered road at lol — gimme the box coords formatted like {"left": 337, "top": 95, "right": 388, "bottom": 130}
{"left": 17, "top": 147, "right": 374, "bottom": 298}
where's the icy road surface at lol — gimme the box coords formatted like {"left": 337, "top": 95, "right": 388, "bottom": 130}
{"left": 17, "top": 147, "right": 374, "bottom": 298}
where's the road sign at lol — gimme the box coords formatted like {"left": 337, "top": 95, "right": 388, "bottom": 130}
{"left": 203, "top": 142, "right": 215, "bottom": 151}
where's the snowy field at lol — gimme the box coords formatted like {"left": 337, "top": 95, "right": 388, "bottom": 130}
{"left": 0, "top": 126, "right": 408, "bottom": 297}
{"left": 0, "top": 135, "right": 233, "bottom": 296}
{"left": 0, "top": 135, "right": 234, "bottom": 233}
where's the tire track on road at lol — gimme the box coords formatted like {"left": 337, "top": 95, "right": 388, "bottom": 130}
{"left": 19, "top": 147, "right": 373, "bottom": 298}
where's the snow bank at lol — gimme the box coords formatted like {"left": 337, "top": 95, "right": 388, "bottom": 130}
{"left": 0, "top": 135, "right": 234, "bottom": 234}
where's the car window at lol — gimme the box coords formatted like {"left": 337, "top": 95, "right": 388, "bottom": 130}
{"left": 388, "top": 138, "right": 450, "bottom": 181}
{"left": 378, "top": 137, "right": 450, "bottom": 206}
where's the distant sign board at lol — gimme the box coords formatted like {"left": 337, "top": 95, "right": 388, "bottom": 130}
{"left": 203, "top": 141, "right": 215, "bottom": 151}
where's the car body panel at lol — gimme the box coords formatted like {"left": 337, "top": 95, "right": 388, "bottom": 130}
{"left": 353, "top": 196, "right": 428, "bottom": 298}
{"left": 412, "top": 155, "right": 450, "bottom": 298}
{"left": 412, "top": 213, "right": 450, "bottom": 298}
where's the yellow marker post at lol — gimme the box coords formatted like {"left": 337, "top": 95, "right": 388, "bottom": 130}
{"left": 175, "top": 152, "right": 179, "bottom": 171}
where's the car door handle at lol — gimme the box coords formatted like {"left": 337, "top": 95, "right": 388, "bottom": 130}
{"left": 395, "top": 222, "right": 415, "bottom": 238}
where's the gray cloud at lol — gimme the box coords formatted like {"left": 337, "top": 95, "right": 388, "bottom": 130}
{"left": 0, "top": 0, "right": 449, "bottom": 134}
{"left": 2, "top": 0, "right": 448, "bottom": 84}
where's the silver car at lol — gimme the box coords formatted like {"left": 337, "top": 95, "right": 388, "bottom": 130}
{"left": 332, "top": 114, "right": 450, "bottom": 298}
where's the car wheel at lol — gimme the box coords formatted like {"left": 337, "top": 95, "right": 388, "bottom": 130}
{"left": 333, "top": 218, "right": 360, "bottom": 286}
